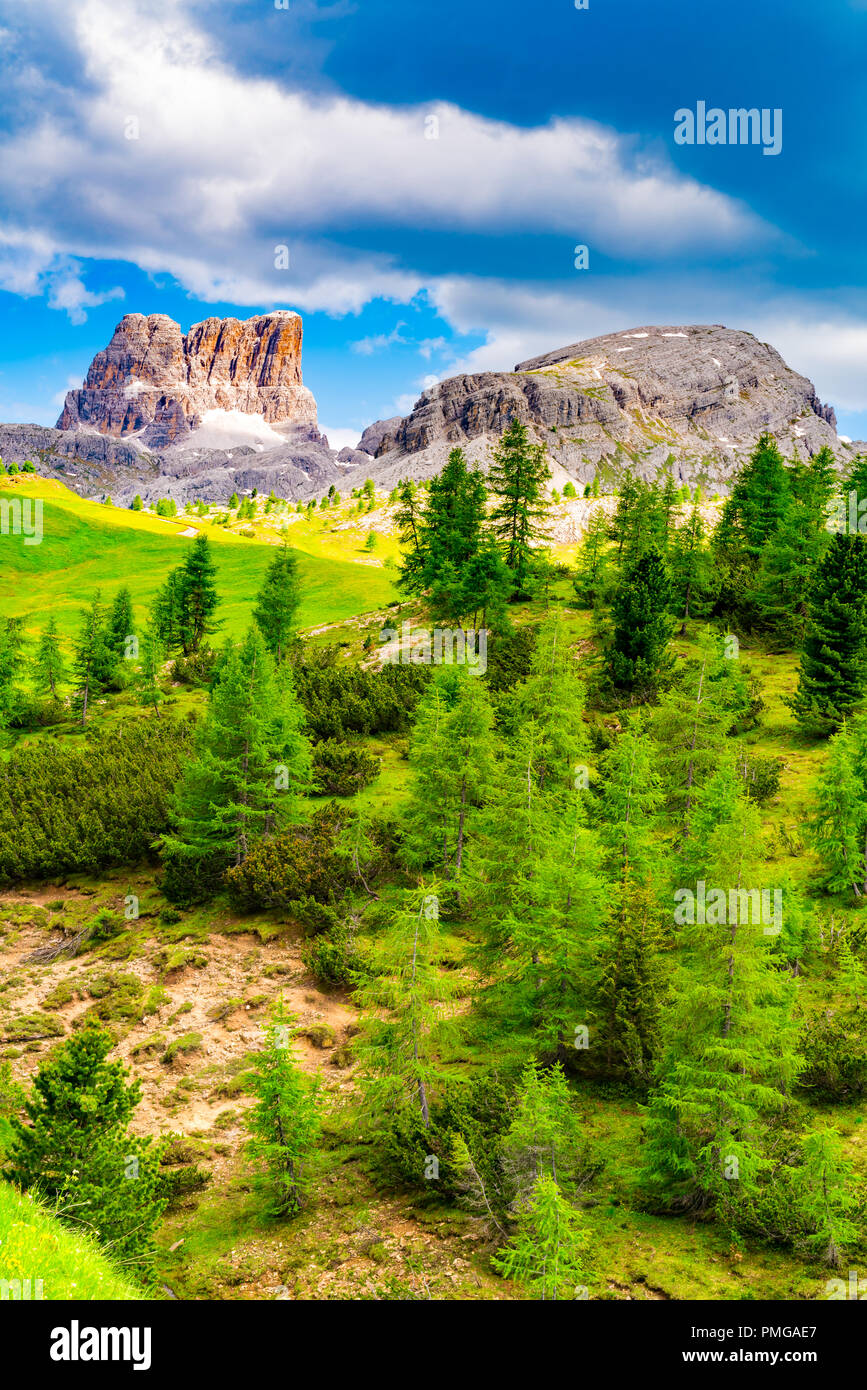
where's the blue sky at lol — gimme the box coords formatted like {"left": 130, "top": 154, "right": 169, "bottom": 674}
{"left": 0, "top": 0, "right": 865, "bottom": 448}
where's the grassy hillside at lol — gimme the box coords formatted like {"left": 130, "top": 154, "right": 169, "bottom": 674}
{"left": 0, "top": 477, "right": 397, "bottom": 642}
{"left": 0, "top": 467, "right": 865, "bottom": 1305}
{"left": 0, "top": 1181, "right": 144, "bottom": 1300}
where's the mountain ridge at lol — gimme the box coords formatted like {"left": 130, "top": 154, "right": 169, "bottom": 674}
{"left": 1, "top": 321, "right": 860, "bottom": 505}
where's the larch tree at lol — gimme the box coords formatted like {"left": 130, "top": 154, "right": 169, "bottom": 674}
{"left": 355, "top": 883, "right": 457, "bottom": 1130}
{"left": 162, "top": 627, "right": 311, "bottom": 901}
{"left": 402, "top": 664, "right": 496, "bottom": 887}
{"left": 253, "top": 541, "right": 301, "bottom": 663}
{"left": 487, "top": 419, "right": 552, "bottom": 594}
{"left": 32, "top": 615, "right": 67, "bottom": 703}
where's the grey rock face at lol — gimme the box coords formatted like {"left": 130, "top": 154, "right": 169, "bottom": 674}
{"left": 353, "top": 325, "right": 851, "bottom": 493}
{"left": 358, "top": 417, "right": 403, "bottom": 456}
{"left": 335, "top": 446, "right": 374, "bottom": 469}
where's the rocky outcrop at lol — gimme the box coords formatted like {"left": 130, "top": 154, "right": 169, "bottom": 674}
{"left": 358, "top": 417, "right": 402, "bottom": 457}
{"left": 58, "top": 311, "right": 317, "bottom": 448}
{"left": 353, "top": 325, "right": 851, "bottom": 494}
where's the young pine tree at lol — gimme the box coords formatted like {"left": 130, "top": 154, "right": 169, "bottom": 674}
{"left": 487, "top": 419, "right": 552, "bottom": 594}
{"left": 607, "top": 549, "right": 673, "bottom": 700}
{"left": 246, "top": 1001, "right": 321, "bottom": 1216}
{"left": 253, "top": 541, "right": 301, "bottom": 663}
{"left": 4, "top": 1026, "right": 165, "bottom": 1282}
{"left": 162, "top": 627, "right": 311, "bottom": 901}
{"left": 355, "top": 883, "right": 457, "bottom": 1130}
{"left": 32, "top": 615, "right": 67, "bottom": 703}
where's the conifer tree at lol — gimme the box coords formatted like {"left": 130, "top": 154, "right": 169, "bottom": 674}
{"left": 32, "top": 615, "right": 67, "bottom": 703}
{"left": 4, "top": 1027, "right": 165, "bottom": 1280}
{"left": 163, "top": 627, "right": 311, "bottom": 899}
{"left": 355, "top": 883, "right": 456, "bottom": 1129}
{"left": 107, "top": 586, "right": 134, "bottom": 662}
{"left": 394, "top": 479, "right": 428, "bottom": 595}
{"left": 751, "top": 453, "right": 835, "bottom": 646}
{"left": 487, "top": 419, "right": 552, "bottom": 593}
{"left": 510, "top": 615, "right": 590, "bottom": 797}
{"left": 596, "top": 878, "right": 667, "bottom": 1086}
{"left": 573, "top": 509, "right": 609, "bottom": 607}
{"left": 594, "top": 725, "right": 667, "bottom": 1084}
{"left": 492, "top": 1174, "right": 593, "bottom": 1300}
{"left": 0, "top": 616, "right": 26, "bottom": 730}
{"left": 449, "top": 538, "right": 513, "bottom": 630}
{"left": 607, "top": 549, "right": 673, "bottom": 699}
{"left": 659, "top": 473, "right": 680, "bottom": 543}
{"left": 810, "top": 713, "right": 867, "bottom": 896}
{"left": 643, "top": 765, "right": 801, "bottom": 1214}
{"left": 469, "top": 720, "right": 604, "bottom": 1054}
{"left": 72, "top": 591, "right": 110, "bottom": 725}
{"left": 597, "top": 720, "right": 662, "bottom": 881}
{"left": 133, "top": 622, "right": 166, "bottom": 718}
{"left": 789, "top": 534, "right": 867, "bottom": 733}
{"left": 402, "top": 665, "right": 496, "bottom": 884}
{"left": 151, "top": 567, "right": 184, "bottom": 655}
{"left": 669, "top": 504, "right": 714, "bottom": 634}
{"left": 620, "top": 481, "right": 667, "bottom": 567}
{"left": 177, "top": 533, "right": 220, "bottom": 655}
{"left": 423, "top": 447, "right": 487, "bottom": 578}
{"left": 253, "top": 541, "right": 301, "bottom": 663}
{"left": 609, "top": 473, "right": 640, "bottom": 559}
{"left": 246, "top": 1001, "right": 321, "bottom": 1216}
{"left": 796, "top": 1128, "right": 859, "bottom": 1268}
{"left": 501, "top": 1062, "right": 583, "bottom": 1189}
{"left": 715, "top": 432, "right": 791, "bottom": 577}
{"left": 650, "top": 630, "right": 748, "bottom": 825}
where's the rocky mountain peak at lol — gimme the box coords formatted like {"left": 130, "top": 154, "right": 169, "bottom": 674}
{"left": 57, "top": 310, "right": 317, "bottom": 449}
{"left": 355, "top": 323, "right": 847, "bottom": 494}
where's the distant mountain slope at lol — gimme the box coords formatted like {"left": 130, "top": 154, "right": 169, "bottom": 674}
{"left": 348, "top": 324, "right": 855, "bottom": 493}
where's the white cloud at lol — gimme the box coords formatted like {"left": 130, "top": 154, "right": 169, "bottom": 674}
{"left": 320, "top": 425, "right": 364, "bottom": 452}
{"left": 46, "top": 268, "right": 124, "bottom": 325}
{"left": 0, "top": 0, "right": 773, "bottom": 324}
{"left": 351, "top": 324, "right": 409, "bottom": 355}
{"left": 0, "top": 230, "right": 123, "bottom": 322}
